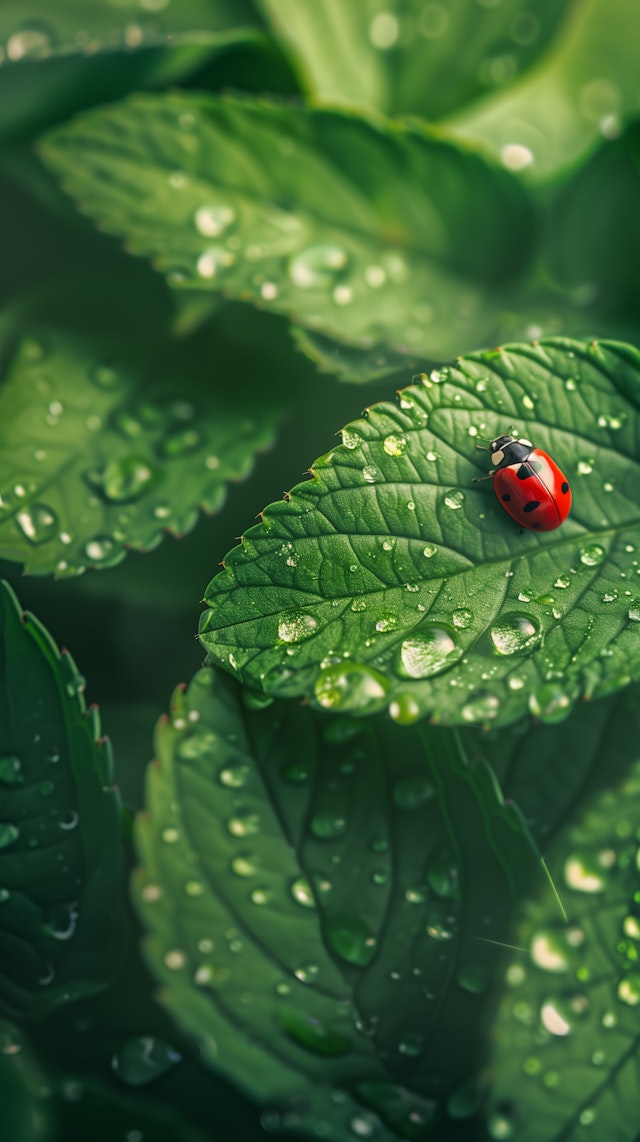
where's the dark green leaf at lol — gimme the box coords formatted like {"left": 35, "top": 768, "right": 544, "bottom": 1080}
{"left": 200, "top": 337, "right": 640, "bottom": 728}
{"left": 40, "top": 91, "right": 535, "bottom": 362}
{"left": 291, "top": 326, "right": 423, "bottom": 386}
{"left": 485, "top": 753, "right": 640, "bottom": 1141}
{"left": 134, "top": 667, "right": 543, "bottom": 1139}
{"left": 0, "top": 324, "right": 282, "bottom": 576}
{"left": 258, "top": 0, "right": 569, "bottom": 121}
{"left": 446, "top": 0, "right": 640, "bottom": 183}
{"left": 0, "top": 581, "right": 123, "bottom": 1017}
{"left": 0, "top": 1021, "right": 51, "bottom": 1142}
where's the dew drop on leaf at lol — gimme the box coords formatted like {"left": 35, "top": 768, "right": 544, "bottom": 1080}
{"left": 388, "top": 693, "right": 421, "bottom": 724}
{"left": 444, "top": 489, "right": 465, "bottom": 510}
{"left": 314, "top": 662, "right": 389, "bottom": 713}
{"left": 277, "top": 612, "right": 319, "bottom": 643}
{"left": 324, "top": 914, "right": 377, "bottom": 966}
{"left": 383, "top": 433, "right": 408, "bottom": 457}
{"left": 111, "top": 1036, "right": 182, "bottom": 1086}
{"left": 97, "top": 455, "right": 158, "bottom": 503}
{"left": 0, "top": 754, "right": 24, "bottom": 785}
{"left": 564, "top": 854, "right": 605, "bottom": 893}
{"left": 490, "top": 613, "right": 540, "bottom": 655}
{"left": 461, "top": 691, "right": 500, "bottom": 723}
{"left": 194, "top": 204, "right": 236, "bottom": 237}
{"left": 289, "top": 244, "right": 349, "bottom": 288}
{"left": 290, "top": 878, "right": 315, "bottom": 908}
{"left": 85, "top": 536, "right": 116, "bottom": 564}
{"left": 15, "top": 503, "right": 58, "bottom": 545}
{"left": 0, "top": 823, "right": 20, "bottom": 849}
{"left": 398, "top": 626, "right": 461, "bottom": 678}
{"left": 617, "top": 974, "right": 640, "bottom": 1006}
{"left": 278, "top": 1008, "right": 351, "bottom": 1056}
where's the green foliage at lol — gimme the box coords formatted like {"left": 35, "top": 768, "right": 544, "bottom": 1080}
{"left": 135, "top": 667, "right": 542, "bottom": 1141}
{"left": 40, "top": 91, "right": 535, "bottom": 361}
{"left": 0, "top": 581, "right": 124, "bottom": 1017}
{"left": 2, "top": 4, "right": 640, "bottom": 1140}
{"left": 200, "top": 338, "right": 640, "bottom": 727}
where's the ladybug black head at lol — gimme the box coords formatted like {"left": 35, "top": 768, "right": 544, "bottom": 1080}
{"left": 490, "top": 435, "right": 533, "bottom": 468}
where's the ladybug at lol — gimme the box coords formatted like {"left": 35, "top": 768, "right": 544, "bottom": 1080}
{"left": 487, "top": 434, "right": 571, "bottom": 531}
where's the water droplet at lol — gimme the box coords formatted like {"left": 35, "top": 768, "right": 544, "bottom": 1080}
{"left": 490, "top": 613, "right": 540, "bottom": 655}
{"left": 294, "top": 961, "right": 320, "bottom": 984}
{"left": 194, "top": 204, "right": 235, "bottom": 237}
{"left": 112, "top": 1036, "right": 182, "bottom": 1086}
{"left": 160, "top": 426, "right": 201, "bottom": 458}
{"left": 564, "top": 854, "right": 605, "bottom": 893}
{"left": 279, "top": 1008, "right": 350, "bottom": 1056}
{"left": 85, "top": 536, "right": 116, "bottom": 564}
{"left": 325, "top": 914, "right": 376, "bottom": 966}
{"left": 96, "top": 455, "right": 158, "bottom": 502}
{"left": 501, "top": 143, "right": 534, "bottom": 171}
{"left": 161, "top": 827, "right": 180, "bottom": 845}
{"left": 59, "top": 810, "right": 79, "bottom": 831}
{"left": 369, "top": 10, "right": 400, "bottom": 49}
{"left": 0, "top": 755, "right": 23, "bottom": 786}
{"left": 310, "top": 812, "right": 346, "bottom": 840}
{"left": 227, "top": 813, "right": 260, "bottom": 837}
{"left": 290, "top": 878, "right": 315, "bottom": 908}
{"left": 457, "top": 964, "right": 489, "bottom": 994}
{"left": 530, "top": 929, "right": 572, "bottom": 973}
{"left": 196, "top": 246, "right": 235, "bottom": 278}
{"left": 7, "top": 24, "right": 53, "bottom": 61}
{"left": 423, "top": 543, "right": 438, "bottom": 558}
{"left": 462, "top": 691, "right": 500, "bottom": 723}
{"left": 388, "top": 693, "right": 421, "bottom": 724}
{"left": 444, "top": 489, "right": 465, "bottom": 510}
{"left": 341, "top": 427, "right": 361, "bottom": 449}
{"left": 16, "top": 503, "right": 58, "bottom": 545}
{"left": 364, "top": 264, "right": 387, "bottom": 288}
{"left": 383, "top": 433, "right": 408, "bottom": 457}
{"left": 392, "top": 776, "right": 434, "bottom": 810}
{"left": 289, "top": 244, "right": 349, "bottom": 288}
{"left": 398, "top": 625, "right": 460, "bottom": 678}
{"left": 362, "top": 465, "right": 379, "bottom": 483}
{"left": 577, "top": 459, "right": 594, "bottom": 475}
{"left": 333, "top": 284, "right": 353, "bottom": 305}
{"left": 617, "top": 974, "right": 640, "bottom": 1006}
{"left": 554, "top": 576, "right": 571, "bottom": 589}
{"left": 0, "top": 823, "right": 20, "bottom": 850}
{"left": 529, "top": 683, "right": 572, "bottom": 723}
{"left": 487, "top": 1111, "right": 515, "bottom": 1139}
{"left": 580, "top": 544, "right": 605, "bottom": 566}
{"left": 314, "top": 662, "right": 389, "bottom": 713}
{"left": 452, "top": 608, "right": 473, "bottom": 628}
{"left": 278, "top": 612, "right": 319, "bottom": 643}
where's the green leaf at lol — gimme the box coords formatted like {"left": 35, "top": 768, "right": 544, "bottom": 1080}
{"left": 200, "top": 336, "right": 640, "bottom": 729}
{"left": 0, "top": 323, "right": 282, "bottom": 576}
{"left": 291, "top": 325, "right": 423, "bottom": 385}
{"left": 0, "top": 1021, "right": 51, "bottom": 1142}
{"left": 446, "top": 0, "right": 640, "bottom": 183}
{"left": 39, "top": 91, "right": 535, "bottom": 362}
{"left": 258, "top": 0, "right": 569, "bottom": 121}
{"left": 134, "top": 667, "right": 543, "bottom": 1139}
{"left": 485, "top": 753, "right": 640, "bottom": 1141}
{"left": 0, "top": 1, "right": 254, "bottom": 61}
{"left": 0, "top": 580, "right": 123, "bottom": 1017}
{"left": 545, "top": 121, "right": 640, "bottom": 318}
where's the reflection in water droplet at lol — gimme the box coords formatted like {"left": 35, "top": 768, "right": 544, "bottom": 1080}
{"left": 290, "top": 878, "right": 315, "bottom": 908}
{"left": 398, "top": 626, "right": 460, "bottom": 678}
{"left": 289, "top": 244, "right": 349, "bottom": 288}
{"left": 196, "top": 246, "right": 236, "bottom": 279}
{"left": 580, "top": 544, "right": 604, "bottom": 566}
{"left": 341, "top": 427, "right": 361, "bottom": 449}
{"left": 111, "top": 1036, "right": 182, "bottom": 1086}
{"left": 314, "top": 662, "right": 389, "bottom": 713}
{"left": 0, "top": 755, "right": 23, "bottom": 786}
{"left": 490, "top": 613, "right": 540, "bottom": 655}
{"left": 388, "top": 693, "right": 421, "bottom": 724}
{"left": 194, "top": 204, "right": 236, "bottom": 237}
{"left": 383, "top": 433, "right": 408, "bottom": 457}
{"left": 277, "top": 612, "right": 319, "bottom": 643}
{"left": 423, "top": 543, "right": 438, "bottom": 558}
{"left": 564, "top": 855, "right": 605, "bottom": 893}
{"left": 96, "top": 456, "right": 158, "bottom": 502}
{"left": 617, "top": 974, "right": 640, "bottom": 1006}
{"left": 444, "top": 490, "right": 465, "bottom": 510}
{"left": 16, "top": 503, "right": 58, "bottom": 545}
{"left": 325, "top": 914, "right": 376, "bottom": 966}
{"left": 362, "top": 465, "right": 379, "bottom": 483}
{"left": 85, "top": 536, "right": 116, "bottom": 564}
{"left": 452, "top": 608, "right": 473, "bottom": 628}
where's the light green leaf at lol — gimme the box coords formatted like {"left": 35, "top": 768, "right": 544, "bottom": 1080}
{"left": 0, "top": 581, "right": 123, "bottom": 1017}
{"left": 40, "top": 91, "right": 535, "bottom": 362}
{"left": 200, "top": 337, "right": 640, "bottom": 729}
{"left": 0, "top": 325, "right": 282, "bottom": 576}
{"left": 0, "top": 1, "right": 254, "bottom": 62}
{"left": 485, "top": 753, "right": 640, "bottom": 1141}
{"left": 258, "top": 0, "right": 569, "bottom": 121}
{"left": 134, "top": 668, "right": 542, "bottom": 1140}
{"left": 446, "top": 0, "right": 640, "bottom": 183}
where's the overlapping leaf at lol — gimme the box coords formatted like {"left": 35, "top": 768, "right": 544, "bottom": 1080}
{"left": 199, "top": 337, "right": 640, "bottom": 729}
{"left": 446, "top": 0, "right": 640, "bottom": 183}
{"left": 0, "top": 324, "right": 282, "bottom": 576}
{"left": 0, "top": 581, "right": 123, "bottom": 1017}
{"left": 258, "top": 0, "right": 569, "bottom": 121}
{"left": 484, "top": 754, "right": 640, "bottom": 1141}
{"left": 0, "top": 1, "right": 254, "bottom": 62}
{"left": 135, "top": 667, "right": 543, "bottom": 1140}
{"left": 0, "top": 1021, "right": 50, "bottom": 1142}
{"left": 40, "top": 91, "right": 535, "bottom": 362}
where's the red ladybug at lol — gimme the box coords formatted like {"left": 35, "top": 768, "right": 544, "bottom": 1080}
{"left": 488, "top": 434, "right": 571, "bottom": 531}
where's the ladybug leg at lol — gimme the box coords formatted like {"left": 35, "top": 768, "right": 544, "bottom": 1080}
{"left": 472, "top": 471, "right": 495, "bottom": 482}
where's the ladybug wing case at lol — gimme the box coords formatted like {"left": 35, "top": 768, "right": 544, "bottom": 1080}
{"left": 494, "top": 450, "right": 572, "bottom": 531}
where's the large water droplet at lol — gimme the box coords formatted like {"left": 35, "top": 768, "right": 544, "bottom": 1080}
{"left": 0, "top": 823, "right": 20, "bottom": 850}
{"left": 564, "top": 854, "right": 605, "bottom": 893}
{"left": 16, "top": 503, "right": 58, "bottom": 545}
{"left": 310, "top": 812, "right": 346, "bottom": 840}
{"left": 580, "top": 544, "right": 605, "bottom": 567}
{"left": 444, "top": 489, "right": 465, "bottom": 510}
{"left": 96, "top": 456, "right": 158, "bottom": 502}
{"left": 529, "top": 683, "right": 572, "bottom": 724}
{"left": 289, "top": 244, "right": 349, "bottom": 288}
{"left": 398, "top": 625, "right": 460, "bottom": 678}
{"left": 290, "top": 878, "right": 315, "bottom": 908}
{"left": 490, "top": 613, "right": 540, "bottom": 655}
{"left": 277, "top": 612, "right": 319, "bottom": 643}
{"left": 0, "top": 755, "right": 24, "bottom": 786}
{"left": 111, "top": 1036, "right": 182, "bottom": 1086}
{"left": 7, "top": 24, "right": 53, "bottom": 61}
{"left": 617, "top": 974, "right": 640, "bottom": 1006}
{"left": 324, "top": 914, "right": 377, "bottom": 967}
{"left": 314, "top": 662, "right": 389, "bottom": 713}
{"left": 194, "top": 204, "right": 236, "bottom": 237}
{"left": 462, "top": 691, "right": 500, "bottom": 723}
{"left": 84, "top": 536, "right": 117, "bottom": 564}
{"left": 388, "top": 693, "right": 421, "bottom": 724}
{"left": 383, "top": 433, "right": 408, "bottom": 457}
{"left": 196, "top": 246, "right": 236, "bottom": 279}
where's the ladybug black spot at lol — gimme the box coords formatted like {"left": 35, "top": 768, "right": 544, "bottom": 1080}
{"left": 516, "top": 464, "right": 533, "bottom": 480}
{"left": 561, "top": 481, "right": 569, "bottom": 494}
{"left": 501, "top": 493, "right": 511, "bottom": 502}
{"left": 523, "top": 500, "right": 540, "bottom": 513}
